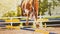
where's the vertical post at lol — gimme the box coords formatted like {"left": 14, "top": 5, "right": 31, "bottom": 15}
{"left": 44, "top": 23, "right": 47, "bottom": 28}
{"left": 25, "top": 11, "right": 29, "bottom": 26}
{"left": 40, "top": 21, "right": 43, "bottom": 28}
{"left": 11, "top": 17, "right": 12, "bottom": 29}
{"left": 20, "top": 22, "right": 23, "bottom": 28}
{"left": 39, "top": 12, "right": 43, "bottom": 29}
{"left": 33, "top": 19, "right": 36, "bottom": 28}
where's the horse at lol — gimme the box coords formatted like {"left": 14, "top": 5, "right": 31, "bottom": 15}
{"left": 21, "top": 0, "right": 39, "bottom": 28}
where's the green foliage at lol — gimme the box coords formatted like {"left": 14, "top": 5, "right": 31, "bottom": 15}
{"left": 2, "top": 11, "right": 17, "bottom": 17}
{"left": 17, "top": 5, "right": 22, "bottom": 16}
{"left": 39, "top": 0, "right": 48, "bottom": 15}
{"left": 39, "top": 0, "right": 59, "bottom": 16}
{"left": 48, "top": 0, "right": 59, "bottom": 16}
{"left": 52, "top": 0, "right": 58, "bottom": 9}
{"left": 57, "top": 0, "right": 60, "bottom": 3}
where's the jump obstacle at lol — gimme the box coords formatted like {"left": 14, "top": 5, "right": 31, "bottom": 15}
{"left": 0, "top": 17, "right": 57, "bottom": 34}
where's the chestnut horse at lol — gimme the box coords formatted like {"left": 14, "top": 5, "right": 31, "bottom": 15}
{"left": 21, "top": 0, "right": 39, "bottom": 27}
{"left": 21, "top": 0, "right": 33, "bottom": 26}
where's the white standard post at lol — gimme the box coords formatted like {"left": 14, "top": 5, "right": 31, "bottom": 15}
{"left": 11, "top": 17, "right": 12, "bottom": 29}
{"left": 39, "top": 14, "right": 43, "bottom": 29}
{"left": 33, "top": 19, "right": 36, "bottom": 28}
{"left": 40, "top": 21, "right": 43, "bottom": 28}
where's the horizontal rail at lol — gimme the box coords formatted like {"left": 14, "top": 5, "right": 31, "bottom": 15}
{"left": 0, "top": 16, "right": 60, "bottom": 18}
{"left": 46, "top": 24, "right": 60, "bottom": 26}
{"left": 0, "top": 20, "right": 60, "bottom": 23}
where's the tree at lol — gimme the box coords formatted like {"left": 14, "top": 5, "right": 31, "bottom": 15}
{"left": 17, "top": 5, "right": 22, "bottom": 17}
{"left": 48, "top": 0, "right": 59, "bottom": 16}
{"left": 2, "top": 11, "right": 17, "bottom": 17}
{"left": 57, "top": 0, "right": 60, "bottom": 3}
{"left": 39, "top": 0, "right": 59, "bottom": 16}
{"left": 52, "top": 0, "right": 58, "bottom": 9}
{"left": 48, "top": 3, "right": 52, "bottom": 16}
{"left": 39, "top": 0, "right": 48, "bottom": 15}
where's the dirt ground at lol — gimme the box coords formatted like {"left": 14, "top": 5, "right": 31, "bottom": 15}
{"left": 0, "top": 27, "right": 60, "bottom": 34}
{"left": 46, "top": 27, "right": 60, "bottom": 34}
